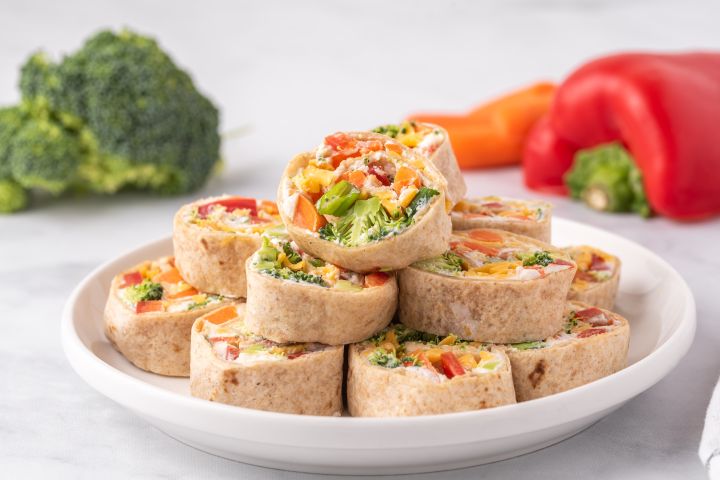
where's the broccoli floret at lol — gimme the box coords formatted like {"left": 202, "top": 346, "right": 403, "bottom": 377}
{"left": 367, "top": 349, "right": 402, "bottom": 368}
{"left": 0, "top": 179, "right": 28, "bottom": 213}
{"left": 372, "top": 124, "right": 401, "bottom": 138}
{"left": 405, "top": 187, "right": 439, "bottom": 218}
{"left": 8, "top": 27, "right": 220, "bottom": 204}
{"left": 565, "top": 143, "right": 651, "bottom": 217}
{"left": 521, "top": 250, "right": 554, "bottom": 267}
{"left": 125, "top": 280, "right": 163, "bottom": 303}
{"left": 413, "top": 251, "right": 465, "bottom": 274}
{"left": 320, "top": 190, "right": 439, "bottom": 247}
{"left": 262, "top": 267, "right": 328, "bottom": 287}
{"left": 8, "top": 108, "right": 83, "bottom": 195}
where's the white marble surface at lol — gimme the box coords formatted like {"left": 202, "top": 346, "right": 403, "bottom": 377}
{"left": 2, "top": 0, "right": 720, "bottom": 478}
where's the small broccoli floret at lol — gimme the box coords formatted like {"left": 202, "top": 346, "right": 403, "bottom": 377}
{"left": 565, "top": 143, "right": 651, "bottom": 217}
{"left": 367, "top": 349, "right": 402, "bottom": 368}
{"left": 8, "top": 110, "right": 82, "bottom": 194}
{"left": 125, "top": 280, "right": 163, "bottom": 303}
{"left": 413, "top": 252, "right": 465, "bottom": 275}
{"left": 372, "top": 124, "right": 401, "bottom": 138}
{"left": 262, "top": 267, "right": 328, "bottom": 287}
{"left": 0, "top": 179, "right": 28, "bottom": 213}
{"left": 521, "top": 250, "right": 554, "bottom": 267}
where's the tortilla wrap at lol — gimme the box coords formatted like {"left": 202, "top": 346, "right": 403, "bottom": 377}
{"left": 347, "top": 344, "right": 515, "bottom": 417}
{"left": 278, "top": 150, "right": 451, "bottom": 273}
{"left": 565, "top": 246, "right": 621, "bottom": 310}
{"left": 173, "top": 196, "right": 281, "bottom": 298}
{"left": 451, "top": 197, "right": 552, "bottom": 243}
{"left": 398, "top": 230, "right": 576, "bottom": 343}
{"left": 503, "top": 302, "right": 630, "bottom": 401}
{"left": 244, "top": 258, "right": 397, "bottom": 345}
{"left": 189, "top": 304, "right": 344, "bottom": 415}
{"left": 104, "top": 265, "right": 232, "bottom": 377}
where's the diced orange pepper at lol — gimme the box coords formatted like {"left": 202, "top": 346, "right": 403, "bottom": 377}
{"left": 259, "top": 200, "right": 279, "bottom": 215}
{"left": 136, "top": 300, "right": 164, "bottom": 314}
{"left": 166, "top": 287, "right": 199, "bottom": 299}
{"left": 347, "top": 170, "right": 367, "bottom": 189}
{"left": 205, "top": 305, "right": 238, "bottom": 325}
{"left": 385, "top": 142, "right": 403, "bottom": 155}
{"left": 154, "top": 268, "right": 183, "bottom": 285}
{"left": 467, "top": 229, "right": 503, "bottom": 243}
{"left": 462, "top": 241, "right": 500, "bottom": 257}
{"left": 364, "top": 272, "right": 389, "bottom": 287}
{"left": 293, "top": 194, "right": 327, "bottom": 232}
{"left": 393, "top": 166, "right": 421, "bottom": 195}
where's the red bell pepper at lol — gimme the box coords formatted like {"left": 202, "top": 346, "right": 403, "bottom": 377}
{"left": 440, "top": 352, "right": 466, "bottom": 379}
{"left": 197, "top": 197, "right": 257, "bottom": 218}
{"left": 523, "top": 52, "right": 720, "bottom": 220}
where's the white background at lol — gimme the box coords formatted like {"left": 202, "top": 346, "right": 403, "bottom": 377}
{"left": 1, "top": 1, "right": 719, "bottom": 478}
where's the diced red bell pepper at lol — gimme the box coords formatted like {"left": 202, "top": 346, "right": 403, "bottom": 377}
{"left": 121, "top": 271, "right": 143, "bottom": 288}
{"left": 461, "top": 241, "right": 499, "bottom": 257}
{"left": 574, "top": 270, "right": 597, "bottom": 282}
{"left": 440, "top": 352, "right": 466, "bottom": 379}
{"left": 135, "top": 300, "right": 164, "bottom": 314}
{"left": 198, "top": 197, "right": 258, "bottom": 218}
{"left": 523, "top": 52, "right": 720, "bottom": 219}
{"left": 225, "top": 344, "right": 240, "bottom": 361}
{"left": 577, "top": 328, "right": 606, "bottom": 338}
{"left": 575, "top": 307, "right": 611, "bottom": 326}
{"left": 590, "top": 253, "right": 610, "bottom": 271}
{"left": 368, "top": 164, "right": 391, "bottom": 186}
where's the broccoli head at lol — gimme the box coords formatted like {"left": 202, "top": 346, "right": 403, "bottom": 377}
{"left": 22, "top": 29, "right": 221, "bottom": 194}
{"left": 0, "top": 28, "right": 221, "bottom": 214}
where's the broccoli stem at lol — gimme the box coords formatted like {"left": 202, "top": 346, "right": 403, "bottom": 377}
{"left": 564, "top": 143, "right": 652, "bottom": 217}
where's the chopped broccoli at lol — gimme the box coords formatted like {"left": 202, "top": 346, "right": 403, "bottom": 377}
{"left": 0, "top": 28, "right": 220, "bottom": 213}
{"left": 319, "top": 188, "right": 439, "bottom": 247}
{"left": 511, "top": 341, "right": 546, "bottom": 351}
{"left": 565, "top": 143, "right": 651, "bottom": 217}
{"left": 125, "top": 280, "right": 163, "bottom": 303}
{"left": 372, "top": 124, "right": 401, "bottom": 138}
{"left": 367, "top": 349, "right": 402, "bottom": 368}
{"left": 521, "top": 250, "right": 554, "bottom": 267}
{"left": 261, "top": 267, "right": 328, "bottom": 287}
{"left": 413, "top": 251, "right": 465, "bottom": 274}
{"left": 188, "top": 295, "right": 222, "bottom": 311}
{"left": 281, "top": 242, "right": 302, "bottom": 264}
{"left": 405, "top": 187, "right": 439, "bottom": 219}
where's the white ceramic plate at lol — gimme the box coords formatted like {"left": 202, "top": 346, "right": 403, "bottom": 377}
{"left": 62, "top": 217, "right": 695, "bottom": 475}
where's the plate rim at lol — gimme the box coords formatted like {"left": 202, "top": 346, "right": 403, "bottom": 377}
{"left": 61, "top": 216, "right": 696, "bottom": 449}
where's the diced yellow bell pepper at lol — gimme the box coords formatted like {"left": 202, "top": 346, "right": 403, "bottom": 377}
{"left": 476, "top": 350, "right": 494, "bottom": 362}
{"left": 293, "top": 166, "right": 335, "bottom": 194}
{"left": 424, "top": 348, "right": 444, "bottom": 364}
{"left": 384, "top": 330, "right": 400, "bottom": 350}
{"left": 398, "top": 185, "right": 418, "bottom": 208}
{"left": 457, "top": 354, "right": 478, "bottom": 370}
{"left": 375, "top": 189, "right": 401, "bottom": 217}
{"left": 438, "top": 334, "right": 457, "bottom": 346}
